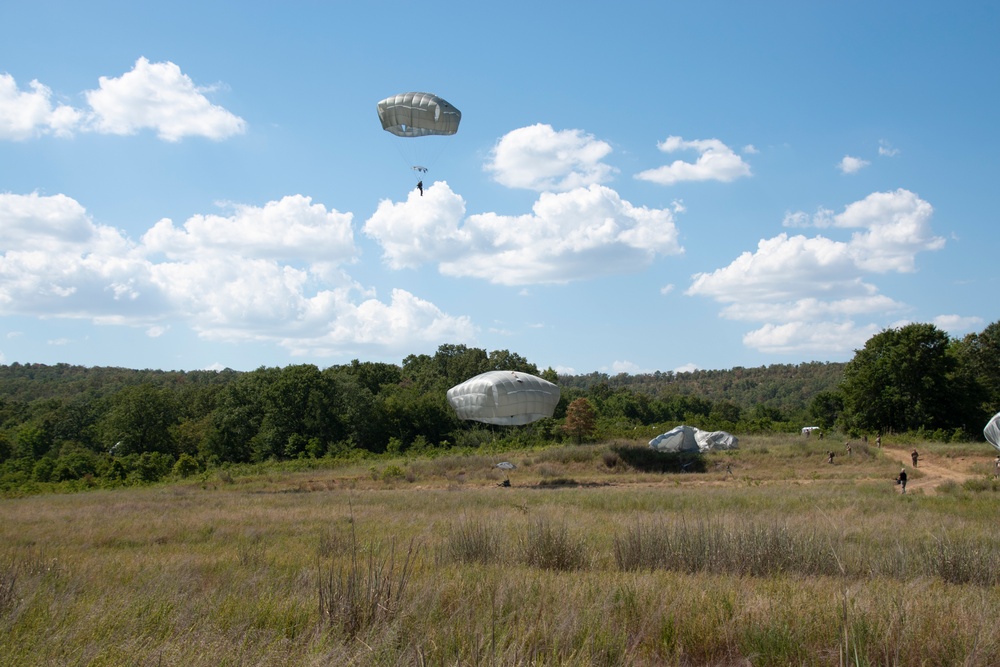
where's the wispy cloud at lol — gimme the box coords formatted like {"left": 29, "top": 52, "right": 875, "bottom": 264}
{"left": 878, "top": 139, "right": 900, "bottom": 157}
{"left": 635, "top": 136, "right": 752, "bottom": 185}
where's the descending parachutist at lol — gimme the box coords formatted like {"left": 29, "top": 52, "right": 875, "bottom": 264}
{"left": 377, "top": 92, "right": 460, "bottom": 182}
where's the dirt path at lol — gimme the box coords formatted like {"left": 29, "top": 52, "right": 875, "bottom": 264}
{"left": 880, "top": 447, "right": 979, "bottom": 495}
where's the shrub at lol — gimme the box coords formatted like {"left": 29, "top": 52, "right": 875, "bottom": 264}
{"left": 535, "top": 444, "right": 599, "bottom": 465}
{"left": 614, "top": 518, "right": 838, "bottom": 577}
{"left": 438, "top": 518, "right": 504, "bottom": 566}
{"left": 963, "top": 477, "right": 1000, "bottom": 493}
{"left": 32, "top": 458, "right": 55, "bottom": 483}
{"left": 318, "top": 537, "right": 417, "bottom": 638}
{"left": 602, "top": 449, "right": 622, "bottom": 468}
{"left": 172, "top": 453, "right": 200, "bottom": 478}
{"left": 52, "top": 450, "right": 97, "bottom": 482}
{"left": 131, "top": 452, "right": 175, "bottom": 483}
{"left": 381, "top": 464, "right": 405, "bottom": 482}
{"left": 105, "top": 459, "right": 127, "bottom": 482}
{"left": 518, "top": 518, "right": 588, "bottom": 571}
{"left": 929, "top": 535, "right": 1000, "bottom": 586}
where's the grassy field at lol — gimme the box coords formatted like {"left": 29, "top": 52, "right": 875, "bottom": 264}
{"left": 2, "top": 435, "right": 1000, "bottom": 666}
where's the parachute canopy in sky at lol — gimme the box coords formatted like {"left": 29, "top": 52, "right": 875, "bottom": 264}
{"left": 447, "top": 371, "right": 560, "bottom": 426}
{"left": 985, "top": 411, "right": 1000, "bottom": 451}
{"left": 376, "top": 92, "right": 462, "bottom": 138}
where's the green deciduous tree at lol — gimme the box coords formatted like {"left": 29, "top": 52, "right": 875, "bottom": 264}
{"left": 952, "top": 320, "right": 1000, "bottom": 414}
{"left": 98, "top": 384, "right": 180, "bottom": 456}
{"left": 808, "top": 391, "right": 844, "bottom": 429}
{"left": 839, "top": 323, "right": 963, "bottom": 434}
{"left": 250, "top": 364, "right": 346, "bottom": 461}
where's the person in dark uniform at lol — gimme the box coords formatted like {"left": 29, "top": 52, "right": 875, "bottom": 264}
{"left": 898, "top": 468, "right": 907, "bottom": 494}
{"left": 416, "top": 180, "right": 423, "bottom": 196}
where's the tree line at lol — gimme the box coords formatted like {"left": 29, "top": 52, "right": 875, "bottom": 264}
{"left": 0, "top": 322, "right": 996, "bottom": 494}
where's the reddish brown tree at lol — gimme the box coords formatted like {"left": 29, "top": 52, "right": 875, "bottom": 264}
{"left": 562, "top": 397, "right": 597, "bottom": 444}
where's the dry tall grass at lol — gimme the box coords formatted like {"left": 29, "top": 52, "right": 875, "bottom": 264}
{"left": 1, "top": 435, "right": 999, "bottom": 665}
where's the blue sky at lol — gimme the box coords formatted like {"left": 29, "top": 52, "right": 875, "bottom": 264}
{"left": 1, "top": 1, "right": 997, "bottom": 375}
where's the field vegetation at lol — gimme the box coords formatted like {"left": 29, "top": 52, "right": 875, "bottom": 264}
{"left": 3, "top": 434, "right": 1000, "bottom": 666}
{"left": 2, "top": 321, "right": 998, "bottom": 662}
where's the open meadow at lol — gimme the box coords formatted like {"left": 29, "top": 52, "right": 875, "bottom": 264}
{"left": 2, "top": 434, "right": 1000, "bottom": 666}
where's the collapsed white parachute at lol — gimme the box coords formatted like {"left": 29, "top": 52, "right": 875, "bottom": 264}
{"left": 985, "top": 411, "right": 1000, "bottom": 451}
{"left": 649, "top": 425, "right": 739, "bottom": 453}
{"left": 447, "top": 371, "right": 560, "bottom": 426}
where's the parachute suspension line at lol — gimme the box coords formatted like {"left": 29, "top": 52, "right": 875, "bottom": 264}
{"left": 418, "top": 136, "right": 453, "bottom": 179}
{"left": 378, "top": 131, "right": 424, "bottom": 188}
{"left": 382, "top": 129, "right": 432, "bottom": 183}
{"left": 388, "top": 134, "right": 424, "bottom": 181}
{"left": 388, "top": 135, "right": 445, "bottom": 183}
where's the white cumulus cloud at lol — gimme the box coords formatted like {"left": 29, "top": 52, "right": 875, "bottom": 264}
{"left": 363, "top": 183, "right": 682, "bottom": 286}
{"left": 838, "top": 155, "right": 870, "bottom": 174}
{"left": 933, "top": 314, "right": 983, "bottom": 334}
{"left": 484, "top": 123, "right": 617, "bottom": 192}
{"left": 0, "top": 74, "right": 81, "bottom": 139}
{"left": 635, "top": 136, "right": 752, "bottom": 185}
{"left": 742, "top": 321, "right": 880, "bottom": 355}
{"left": 833, "top": 188, "right": 943, "bottom": 272}
{"left": 0, "top": 191, "right": 474, "bottom": 358}
{"left": 687, "top": 189, "right": 944, "bottom": 356}
{"left": 84, "top": 58, "right": 246, "bottom": 141}
{"left": 142, "top": 195, "right": 355, "bottom": 264}
{"left": 607, "top": 360, "right": 647, "bottom": 374}
{"left": 0, "top": 58, "right": 245, "bottom": 142}
{"left": 361, "top": 183, "right": 469, "bottom": 270}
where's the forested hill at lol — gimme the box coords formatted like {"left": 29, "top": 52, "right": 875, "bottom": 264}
{"left": 0, "top": 363, "right": 241, "bottom": 403}
{"left": 559, "top": 362, "right": 846, "bottom": 415}
{"left": 0, "top": 360, "right": 845, "bottom": 416}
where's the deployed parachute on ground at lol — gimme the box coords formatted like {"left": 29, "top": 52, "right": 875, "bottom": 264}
{"left": 648, "top": 425, "right": 701, "bottom": 453}
{"left": 377, "top": 92, "right": 461, "bottom": 179}
{"left": 649, "top": 425, "right": 739, "bottom": 453}
{"left": 985, "top": 411, "right": 1000, "bottom": 450}
{"left": 446, "top": 371, "right": 560, "bottom": 426}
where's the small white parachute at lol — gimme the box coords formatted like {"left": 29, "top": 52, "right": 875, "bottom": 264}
{"left": 985, "top": 411, "right": 1000, "bottom": 451}
{"left": 447, "top": 370, "right": 560, "bottom": 426}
